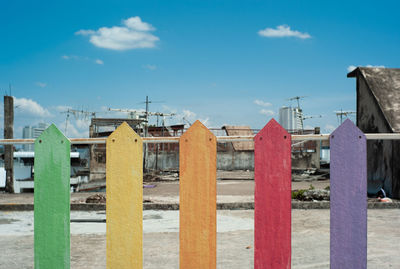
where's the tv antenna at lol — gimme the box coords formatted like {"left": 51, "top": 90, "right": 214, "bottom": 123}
{"left": 60, "top": 108, "right": 97, "bottom": 136}
{"left": 334, "top": 109, "right": 356, "bottom": 124}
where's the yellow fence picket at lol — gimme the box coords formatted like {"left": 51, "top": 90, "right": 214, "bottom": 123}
{"left": 106, "top": 122, "right": 143, "bottom": 269}
{"left": 179, "top": 120, "right": 217, "bottom": 269}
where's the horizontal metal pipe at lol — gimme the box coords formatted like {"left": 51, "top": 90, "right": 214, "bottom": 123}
{"left": 1, "top": 133, "right": 400, "bottom": 145}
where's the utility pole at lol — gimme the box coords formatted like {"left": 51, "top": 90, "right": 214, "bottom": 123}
{"left": 4, "top": 95, "right": 14, "bottom": 193}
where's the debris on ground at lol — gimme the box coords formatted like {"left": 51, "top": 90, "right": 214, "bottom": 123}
{"left": 144, "top": 171, "right": 179, "bottom": 182}
{"left": 292, "top": 168, "right": 330, "bottom": 182}
{"left": 86, "top": 194, "right": 106, "bottom": 204}
{"left": 378, "top": 197, "right": 393, "bottom": 203}
{"left": 292, "top": 184, "right": 330, "bottom": 201}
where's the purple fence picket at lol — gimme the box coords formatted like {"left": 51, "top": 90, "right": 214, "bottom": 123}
{"left": 330, "top": 119, "right": 367, "bottom": 269}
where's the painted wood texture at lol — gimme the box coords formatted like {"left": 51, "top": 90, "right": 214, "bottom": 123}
{"left": 330, "top": 119, "right": 367, "bottom": 269}
{"left": 106, "top": 122, "right": 143, "bottom": 269}
{"left": 34, "top": 124, "right": 71, "bottom": 269}
{"left": 179, "top": 120, "right": 217, "bottom": 269}
{"left": 254, "top": 119, "right": 291, "bottom": 269}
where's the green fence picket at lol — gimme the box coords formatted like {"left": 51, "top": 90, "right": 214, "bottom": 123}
{"left": 34, "top": 124, "right": 71, "bottom": 269}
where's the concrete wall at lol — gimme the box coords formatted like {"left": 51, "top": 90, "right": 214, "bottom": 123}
{"left": 357, "top": 76, "right": 396, "bottom": 197}
{"left": 145, "top": 150, "right": 319, "bottom": 171}
{"left": 145, "top": 151, "right": 255, "bottom": 171}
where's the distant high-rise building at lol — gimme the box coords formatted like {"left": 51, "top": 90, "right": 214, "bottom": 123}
{"left": 279, "top": 106, "right": 303, "bottom": 131}
{"left": 22, "top": 123, "right": 49, "bottom": 151}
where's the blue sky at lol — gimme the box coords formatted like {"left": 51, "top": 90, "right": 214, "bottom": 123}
{"left": 1, "top": 0, "right": 399, "bottom": 137}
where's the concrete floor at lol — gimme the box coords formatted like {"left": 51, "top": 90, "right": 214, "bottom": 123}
{"left": 0, "top": 209, "right": 399, "bottom": 268}
{"left": 0, "top": 180, "right": 330, "bottom": 205}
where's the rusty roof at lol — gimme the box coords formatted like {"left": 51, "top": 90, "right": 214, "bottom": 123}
{"left": 222, "top": 126, "right": 254, "bottom": 151}
{"left": 348, "top": 67, "right": 400, "bottom": 132}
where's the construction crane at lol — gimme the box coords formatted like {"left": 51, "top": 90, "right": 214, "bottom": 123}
{"left": 107, "top": 108, "right": 146, "bottom": 119}
{"left": 286, "top": 96, "right": 308, "bottom": 131}
{"left": 287, "top": 96, "right": 307, "bottom": 109}
{"left": 334, "top": 109, "right": 356, "bottom": 124}
{"left": 60, "top": 109, "right": 97, "bottom": 136}
{"left": 108, "top": 108, "right": 175, "bottom": 120}
{"left": 303, "top": 115, "right": 323, "bottom": 120}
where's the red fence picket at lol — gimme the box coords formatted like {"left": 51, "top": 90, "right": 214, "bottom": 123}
{"left": 254, "top": 119, "right": 292, "bottom": 269}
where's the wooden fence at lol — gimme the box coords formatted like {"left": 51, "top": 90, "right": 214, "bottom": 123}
{"left": 32, "top": 118, "right": 367, "bottom": 269}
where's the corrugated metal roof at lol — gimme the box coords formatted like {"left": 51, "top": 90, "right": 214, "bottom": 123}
{"left": 222, "top": 126, "right": 254, "bottom": 151}
{"left": 348, "top": 67, "right": 400, "bottom": 132}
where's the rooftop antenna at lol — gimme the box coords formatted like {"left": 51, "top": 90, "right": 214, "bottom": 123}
{"left": 334, "top": 109, "right": 356, "bottom": 124}
{"left": 60, "top": 108, "right": 98, "bottom": 136}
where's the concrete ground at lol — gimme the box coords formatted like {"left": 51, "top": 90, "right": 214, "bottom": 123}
{"left": 0, "top": 180, "right": 330, "bottom": 205}
{"left": 0, "top": 209, "right": 399, "bottom": 268}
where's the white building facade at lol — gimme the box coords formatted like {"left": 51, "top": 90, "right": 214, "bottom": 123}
{"left": 279, "top": 106, "right": 303, "bottom": 131}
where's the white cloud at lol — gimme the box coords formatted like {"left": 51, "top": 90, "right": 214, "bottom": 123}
{"left": 259, "top": 109, "right": 275, "bottom": 116}
{"left": 76, "top": 16, "right": 159, "bottom": 50}
{"left": 325, "top": 124, "right": 336, "bottom": 133}
{"left": 35, "top": 82, "right": 47, "bottom": 88}
{"left": 347, "top": 65, "right": 385, "bottom": 72}
{"left": 254, "top": 99, "right": 272, "bottom": 107}
{"left": 162, "top": 105, "right": 177, "bottom": 114}
{"left": 182, "top": 109, "right": 196, "bottom": 120}
{"left": 124, "top": 17, "right": 155, "bottom": 31}
{"left": 54, "top": 105, "right": 72, "bottom": 112}
{"left": 95, "top": 59, "right": 104, "bottom": 65}
{"left": 143, "top": 64, "right": 157, "bottom": 70}
{"left": 61, "top": 55, "right": 79, "bottom": 60}
{"left": 63, "top": 121, "right": 89, "bottom": 138}
{"left": 258, "top": 25, "right": 311, "bottom": 39}
{"left": 13, "top": 97, "right": 52, "bottom": 118}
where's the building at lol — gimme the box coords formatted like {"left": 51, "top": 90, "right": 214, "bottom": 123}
{"left": 279, "top": 106, "right": 303, "bottom": 131}
{"left": 22, "top": 123, "right": 49, "bottom": 151}
{"left": 89, "top": 118, "right": 147, "bottom": 180}
{"left": 348, "top": 67, "right": 400, "bottom": 198}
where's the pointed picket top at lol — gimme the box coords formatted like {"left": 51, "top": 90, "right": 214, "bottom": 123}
{"left": 254, "top": 118, "right": 291, "bottom": 269}
{"left": 35, "top": 123, "right": 70, "bottom": 147}
{"left": 106, "top": 121, "right": 143, "bottom": 269}
{"left": 330, "top": 118, "right": 366, "bottom": 141}
{"left": 34, "top": 123, "right": 71, "bottom": 269}
{"left": 107, "top": 121, "right": 142, "bottom": 143}
{"left": 181, "top": 120, "right": 215, "bottom": 142}
{"left": 179, "top": 119, "right": 217, "bottom": 269}
{"left": 330, "top": 118, "right": 367, "bottom": 269}
{"left": 255, "top": 118, "right": 289, "bottom": 141}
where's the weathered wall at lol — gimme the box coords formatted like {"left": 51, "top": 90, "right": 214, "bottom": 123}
{"left": 292, "top": 151, "right": 320, "bottom": 169}
{"left": 357, "top": 76, "right": 395, "bottom": 197}
{"left": 145, "top": 150, "right": 319, "bottom": 171}
{"left": 144, "top": 151, "right": 255, "bottom": 171}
